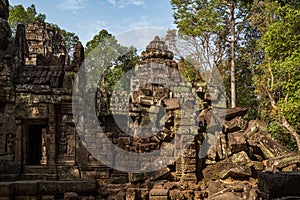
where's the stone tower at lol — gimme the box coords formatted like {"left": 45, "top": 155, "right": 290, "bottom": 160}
{"left": 102, "top": 36, "right": 200, "bottom": 181}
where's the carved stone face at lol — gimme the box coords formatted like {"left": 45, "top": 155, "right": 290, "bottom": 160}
{"left": 8, "top": 133, "right": 13, "bottom": 139}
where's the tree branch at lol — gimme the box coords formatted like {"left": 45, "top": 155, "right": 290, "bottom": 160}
{"left": 265, "top": 88, "right": 300, "bottom": 151}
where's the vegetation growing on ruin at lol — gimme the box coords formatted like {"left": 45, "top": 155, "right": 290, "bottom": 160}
{"left": 84, "top": 29, "right": 140, "bottom": 91}
{"left": 170, "top": 0, "right": 300, "bottom": 151}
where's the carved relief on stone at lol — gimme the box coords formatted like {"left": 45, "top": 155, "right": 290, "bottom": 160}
{"left": 59, "top": 131, "right": 75, "bottom": 160}
{"left": 59, "top": 131, "right": 68, "bottom": 155}
{"left": 67, "top": 137, "right": 74, "bottom": 156}
{"left": 40, "top": 128, "right": 47, "bottom": 164}
{"left": 6, "top": 133, "right": 15, "bottom": 156}
{"left": 27, "top": 104, "right": 48, "bottom": 117}
{"left": 88, "top": 154, "right": 94, "bottom": 162}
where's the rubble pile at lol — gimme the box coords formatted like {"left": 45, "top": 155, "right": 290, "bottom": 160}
{"left": 93, "top": 37, "right": 300, "bottom": 200}
{"left": 105, "top": 107, "right": 299, "bottom": 200}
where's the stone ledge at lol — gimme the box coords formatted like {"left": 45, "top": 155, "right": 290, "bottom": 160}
{"left": 0, "top": 180, "right": 97, "bottom": 196}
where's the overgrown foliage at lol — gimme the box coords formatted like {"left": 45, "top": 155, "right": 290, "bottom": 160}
{"left": 84, "top": 29, "right": 139, "bottom": 91}
{"left": 170, "top": 0, "right": 300, "bottom": 150}
{"left": 253, "top": 3, "right": 300, "bottom": 151}
{"left": 8, "top": 4, "right": 45, "bottom": 33}
{"left": 171, "top": 0, "right": 253, "bottom": 108}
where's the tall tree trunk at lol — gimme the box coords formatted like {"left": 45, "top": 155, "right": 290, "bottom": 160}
{"left": 230, "top": 3, "right": 236, "bottom": 108}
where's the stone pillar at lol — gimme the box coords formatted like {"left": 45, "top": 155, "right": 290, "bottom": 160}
{"left": 14, "top": 24, "right": 28, "bottom": 64}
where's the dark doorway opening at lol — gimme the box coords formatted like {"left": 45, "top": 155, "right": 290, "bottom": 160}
{"left": 28, "top": 125, "right": 46, "bottom": 165}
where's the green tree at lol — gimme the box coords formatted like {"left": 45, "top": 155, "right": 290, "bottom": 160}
{"left": 84, "top": 29, "right": 140, "bottom": 91}
{"left": 54, "top": 26, "right": 81, "bottom": 58}
{"left": 8, "top": 4, "right": 46, "bottom": 33}
{"left": 171, "top": 0, "right": 252, "bottom": 108}
{"left": 253, "top": 4, "right": 300, "bottom": 151}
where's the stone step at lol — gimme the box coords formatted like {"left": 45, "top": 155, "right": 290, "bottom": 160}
{"left": 20, "top": 173, "right": 45, "bottom": 180}
{"left": 22, "top": 166, "right": 47, "bottom": 174}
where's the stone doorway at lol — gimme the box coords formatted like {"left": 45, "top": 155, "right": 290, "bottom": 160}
{"left": 27, "top": 124, "right": 47, "bottom": 165}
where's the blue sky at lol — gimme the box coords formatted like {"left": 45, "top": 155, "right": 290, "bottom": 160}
{"left": 9, "top": 0, "right": 177, "bottom": 49}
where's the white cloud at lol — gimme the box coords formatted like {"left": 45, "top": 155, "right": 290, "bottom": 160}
{"left": 126, "top": 16, "right": 153, "bottom": 30}
{"left": 131, "top": 0, "right": 145, "bottom": 6}
{"left": 106, "top": 0, "right": 145, "bottom": 8}
{"left": 107, "top": 0, "right": 117, "bottom": 7}
{"left": 75, "top": 20, "right": 106, "bottom": 45}
{"left": 116, "top": 28, "right": 168, "bottom": 53}
{"left": 59, "top": 0, "right": 87, "bottom": 12}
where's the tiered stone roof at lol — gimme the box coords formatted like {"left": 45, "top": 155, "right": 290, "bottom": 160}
{"left": 141, "top": 36, "right": 174, "bottom": 61}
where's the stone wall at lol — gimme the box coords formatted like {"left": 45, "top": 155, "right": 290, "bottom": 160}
{"left": 0, "top": 0, "right": 19, "bottom": 181}
{"left": 25, "top": 22, "right": 66, "bottom": 66}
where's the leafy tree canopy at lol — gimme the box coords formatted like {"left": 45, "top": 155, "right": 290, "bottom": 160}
{"left": 84, "top": 29, "right": 140, "bottom": 91}
{"left": 253, "top": 4, "right": 300, "bottom": 151}
{"left": 8, "top": 4, "right": 46, "bottom": 32}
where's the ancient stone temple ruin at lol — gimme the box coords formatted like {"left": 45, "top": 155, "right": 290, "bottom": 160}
{"left": 1, "top": 0, "right": 300, "bottom": 199}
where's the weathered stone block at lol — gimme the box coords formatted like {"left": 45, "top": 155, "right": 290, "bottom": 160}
{"left": 64, "top": 192, "right": 78, "bottom": 200}
{"left": 182, "top": 173, "right": 197, "bottom": 182}
{"left": 210, "top": 192, "right": 240, "bottom": 200}
{"left": 149, "top": 188, "right": 169, "bottom": 200}
{"left": 0, "top": 18, "right": 10, "bottom": 50}
{"left": 39, "top": 181, "right": 58, "bottom": 193}
{"left": 57, "top": 181, "right": 96, "bottom": 193}
{"left": 230, "top": 151, "right": 251, "bottom": 166}
{"left": 228, "top": 131, "right": 247, "bottom": 153}
{"left": 224, "top": 116, "right": 248, "bottom": 133}
{"left": 41, "top": 195, "right": 56, "bottom": 200}
{"left": 183, "top": 164, "right": 196, "bottom": 173}
{"left": 169, "top": 190, "right": 184, "bottom": 200}
{"left": 250, "top": 161, "right": 264, "bottom": 171}
{"left": 15, "top": 181, "right": 38, "bottom": 195}
{"left": 257, "top": 172, "right": 300, "bottom": 199}
{"left": 0, "top": 0, "right": 9, "bottom": 20}
{"left": 15, "top": 196, "right": 38, "bottom": 200}
{"left": 203, "top": 158, "right": 252, "bottom": 181}
{"left": 0, "top": 182, "right": 14, "bottom": 196}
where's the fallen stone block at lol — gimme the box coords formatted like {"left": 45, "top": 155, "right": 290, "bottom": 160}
{"left": 169, "top": 190, "right": 185, "bottom": 200}
{"left": 224, "top": 116, "right": 248, "bottom": 133}
{"left": 210, "top": 192, "right": 240, "bottom": 200}
{"left": 257, "top": 171, "right": 300, "bottom": 199}
{"left": 163, "top": 98, "right": 179, "bottom": 110}
{"left": 218, "top": 107, "right": 248, "bottom": 121}
{"left": 264, "top": 153, "right": 300, "bottom": 171}
{"left": 230, "top": 151, "right": 251, "bottom": 166}
{"left": 228, "top": 131, "right": 248, "bottom": 153}
{"left": 203, "top": 158, "right": 252, "bottom": 181}
{"left": 206, "top": 180, "right": 224, "bottom": 196}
